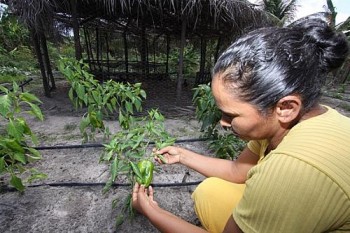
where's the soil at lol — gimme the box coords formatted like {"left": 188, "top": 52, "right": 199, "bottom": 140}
{"left": 1, "top": 76, "right": 350, "bottom": 233}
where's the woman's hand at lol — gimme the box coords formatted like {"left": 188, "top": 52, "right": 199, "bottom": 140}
{"left": 132, "top": 183, "right": 160, "bottom": 217}
{"left": 154, "top": 146, "right": 183, "bottom": 164}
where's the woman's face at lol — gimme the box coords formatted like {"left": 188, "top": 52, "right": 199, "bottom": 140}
{"left": 211, "top": 75, "right": 279, "bottom": 141}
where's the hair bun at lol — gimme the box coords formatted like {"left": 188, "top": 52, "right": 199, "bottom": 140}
{"left": 288, "top": 12, "right": 349, "bottom": 72}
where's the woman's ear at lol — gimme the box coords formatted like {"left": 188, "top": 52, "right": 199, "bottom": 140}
{"left": 275, "top": 95, "right": 302, "bottom": 123}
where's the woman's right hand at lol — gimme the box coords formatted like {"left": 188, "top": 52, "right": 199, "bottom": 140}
{"left": 154, "top": 146, "right": 183, "bottom": 164}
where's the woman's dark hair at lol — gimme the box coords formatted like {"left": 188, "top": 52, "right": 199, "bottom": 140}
{"left": 213, "top": 14, "right": 349, "bottom": 114}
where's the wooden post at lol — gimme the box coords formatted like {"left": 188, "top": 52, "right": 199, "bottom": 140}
{"left": 83, "top": 27, "right": 92, "bottom": 67}
{"left": 123, "top": 30, "right": 129, "bottom": 73}
{"left": 176, "top": 17, "right": 186, "bottom": 103}
{"left": 198, "top": 36, "right": 207, "bottom": 84}
{"left": 71, "top": 0, "right": 82, "bottom": 60}
{"left": 140, "top": 23, "right": 148, "bottom": 76}
{"left": 166, "top": 34, "right": 170, "bottom": 76}
{"left": 40, "top": 31, "right": 56, "bottom": 90}
{"left": 214, "top": 36, "right": 222, "bottom": 62}
{"left": 31, "top": 28, "right": 50, "bottom": 97}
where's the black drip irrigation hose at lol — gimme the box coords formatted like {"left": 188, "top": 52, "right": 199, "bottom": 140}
{"left": 33, "top": 138, "right": 210, "bottom": 151}
{"left": 0, "top": 77, "right": 34, "bottom": 95}
{"left": 1, "top": 181, "right": 204, "bottom": 193}
{"left": 0, "top": 138, "right": 210, "bottom": 193}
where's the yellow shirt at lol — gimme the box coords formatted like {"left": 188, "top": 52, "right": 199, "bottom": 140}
{"left": 234, "top": 106, "right": 350, "bottom": 232}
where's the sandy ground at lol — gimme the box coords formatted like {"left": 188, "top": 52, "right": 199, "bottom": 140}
{"left": 0, "top": 77, "right": 207, "bottom": 233}
{"left": 1, "top": 76, "right": 350, "bottom": 233}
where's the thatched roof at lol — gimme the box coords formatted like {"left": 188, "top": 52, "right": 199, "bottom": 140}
{"left": 7, "top": 0, "right": 277, "bottom": 40}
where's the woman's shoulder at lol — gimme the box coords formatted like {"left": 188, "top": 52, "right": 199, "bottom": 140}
{"left": 297, "top": 105, "right": 350, "bottom": 130}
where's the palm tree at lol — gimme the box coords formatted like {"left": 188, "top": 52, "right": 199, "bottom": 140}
{"left": 258, "top": 0, "right": 298, "bottom": 24}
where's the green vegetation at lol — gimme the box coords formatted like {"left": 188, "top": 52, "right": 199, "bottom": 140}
{"left": 58, "top": 57, "right": 147, "bottom": 141}
{"left": 192, "top": 83, "right": 245, "bottom": 160}
{"left": 0, "top": 10, "right": 37, "bottom": 83}
{"left": 59, "top": 58, "right": 176, "bottom": 225}
{"left": 0, "top": 82, "right": 46, "bottom": 191}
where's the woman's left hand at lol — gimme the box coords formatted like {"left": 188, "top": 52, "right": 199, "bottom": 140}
{"left": 132, "top": 183, "right": 159, "bottom": 217}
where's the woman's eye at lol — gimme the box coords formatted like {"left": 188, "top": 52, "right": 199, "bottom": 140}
{"left": 221, "top": 113, "right": 235, "bottom": 122}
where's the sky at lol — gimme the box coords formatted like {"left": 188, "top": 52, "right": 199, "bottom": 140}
{"left": 249, "top": 0, "right": 350, "bottom": 25}
{"left": 295, "top": 0, "right": 350, "bottom": 24}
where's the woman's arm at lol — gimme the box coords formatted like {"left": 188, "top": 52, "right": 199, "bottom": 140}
{"left": 223, "top": 216, "right": 244, "bottom": 233}
{"left": 156, "top": 146, "right": 259, "bottom": 183}
{"left": 132, "top": 183, "right": 207, "bottom": 233}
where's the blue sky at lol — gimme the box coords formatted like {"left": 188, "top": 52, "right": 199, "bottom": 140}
{"left": 249, "top": 0, "right": 350, "bottom": 24}
{"left": 295, "top": 0, "right": 350, "bottom": 24}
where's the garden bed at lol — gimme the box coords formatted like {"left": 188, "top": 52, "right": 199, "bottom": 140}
{"left": 1, "top": 76, "right": 350, "bottom": 233}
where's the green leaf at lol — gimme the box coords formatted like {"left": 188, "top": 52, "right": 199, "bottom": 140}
{"left": 140, "top": 90, "right": 147, "bottom": 99}
{"left": 0, "top": 94, "right": 11, "bottom": 117}
{"left": 103, "top": 178, "right": 113, "bottom": 194}
{"left": 12, "top": 82, "right": 19, "bottom": 93}
{"left": 68, "top": 88, "right": 74, "bottom": 102}
{"left": 111, "top": 156, "right": 118, "bottom": 182}
{"left": 17, "top": 118, "right": 31, "bottom": 135}
{"left": 20, "top": 92, "right": 42, "bottom": 103}
{"left": 79, "top": 116, "right": 90, "bottom": 133}
{"left": 134, "top": 98, "right": 142, "bottom": 111}
{"left": 125, "top": 101, "right": 133, "bottom": 114}
{"left": 26, "top": 148, "right": 42, "bottom": 161}
{"left": 0, "top": 157, "right": 6, "bottom": 174}
{"left": 10, "top": 175, "right": 25, "bottom": 192}
{"left": 27, "top": 103, "right": 44, "bottom": 121}
{"left": 5, "top": 138, "right": 25, "bottom": 153}
{"left": 26, "top": 168, "right": 47, "bottom": 183}
{"left": 0, "top": 85, "right": 9, "bottom": 94}
{"left": 129, "top": 161, "right": 142, "bottom": 180}
{"left": 92, "top": 90, "right": 100, "bottom": 104}
{"left": 7, "top": 119, "right": 23, "bottom": 140}
{"left": 76, "top": 83, "right": 86, "bottom": 100}
{"left": 14, "top": 152, "right": 26, "bottom": 164}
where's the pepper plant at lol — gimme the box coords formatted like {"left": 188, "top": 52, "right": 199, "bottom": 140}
{"left": 0, "top": 82, "right": 46, "bottom": 191}
{"left": 58, "top": 57, "right": 146, "bottom": 142}
{"left": 192, "top": 83, "right": 245, "bottom": 160}
{"left": 101, "top": 109, "right": 175, "bottom": 191}
{"left": 58, "top": 58, "right": 176, "bottom": 225}
{"left": 101, "top": 109, "right": 176, "bottom": 225}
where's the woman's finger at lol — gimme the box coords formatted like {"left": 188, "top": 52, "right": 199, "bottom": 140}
{"left": 148, "top": 185, "right": 154, "bottom": 198}
{"left": 132, "top": 183, "right": 139, "bottom": 201}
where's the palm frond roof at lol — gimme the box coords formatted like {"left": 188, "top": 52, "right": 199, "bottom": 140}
{"left": 8, "top": 0, "right": 277, "bottom": 39}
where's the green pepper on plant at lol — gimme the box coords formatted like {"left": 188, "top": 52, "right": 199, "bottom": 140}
{"left": 130, "top": 160, "right": 154, "bottom": 187}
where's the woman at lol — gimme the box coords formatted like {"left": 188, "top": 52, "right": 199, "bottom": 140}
{"left": 132, "top": 16, "right": 350, "bottom": 233}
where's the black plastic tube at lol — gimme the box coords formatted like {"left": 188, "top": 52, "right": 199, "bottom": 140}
{"left": 33, "top": 138, "right": 210, "bottom": 151}
{"left": 0, "top": 181, "right": 203, "bottom": 193}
